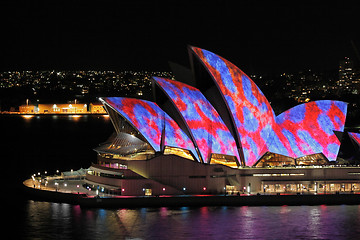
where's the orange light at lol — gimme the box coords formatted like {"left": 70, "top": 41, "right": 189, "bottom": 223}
{"left": 22, "top": 115, "right": 34, "bottom": 119}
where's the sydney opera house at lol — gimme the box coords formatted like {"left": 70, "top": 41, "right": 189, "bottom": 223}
{"left": 85, "top": 46, "right": 360, "bottom": 196}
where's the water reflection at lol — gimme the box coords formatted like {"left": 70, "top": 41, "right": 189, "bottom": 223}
{"left": 309, "top": 207, "right": 321, "bottom": 237}
{"left": 19, "top": 114, "right": 109, "bottom": 122}
{"left": 22, "top": 115, "right": 34, "bottom": 120}
{"left": 21, "top": 200, "right": 360, "bottom": 239}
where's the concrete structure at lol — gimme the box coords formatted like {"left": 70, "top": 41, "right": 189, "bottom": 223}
{"left": 87, "top": 154, "right": 360, "bottom": 196}
{"left": 84, "top": 46, "right": 359, "bottom": 196}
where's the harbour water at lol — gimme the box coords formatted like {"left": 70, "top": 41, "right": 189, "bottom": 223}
{"left": 2, "top": 115, "right": 360, "bottom": 239}
{"left": 13, "top": 201, "right": 360, "bottom": 239}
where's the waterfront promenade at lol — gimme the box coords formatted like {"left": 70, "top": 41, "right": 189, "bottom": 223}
{"left": 23, "top": 174, "right": 360, "bottom": 208}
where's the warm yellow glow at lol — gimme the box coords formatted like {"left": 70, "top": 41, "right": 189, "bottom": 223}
{"left": 22, "top": 115, "right": 34, "bottom": 119}
{"left": 164, "top": 146, "right": 194, "bottom": 161}
{"left": 210, "top": 153, "right": 238, "bottom": 168}
{"left": 255, "top": 152, "right": 296, "bottom": 167}
{"left": 210, "top": 159, "right": 238, "bottom": 168}
{"left": 253, "top": 173, "right": 304, "bottom": 177}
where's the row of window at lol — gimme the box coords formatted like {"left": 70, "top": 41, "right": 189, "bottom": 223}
{"left": 98, "top": 161, "right": 128, "bottom": 169}
{"left": 87, "top": 170, "right": 144, "bottom": 179}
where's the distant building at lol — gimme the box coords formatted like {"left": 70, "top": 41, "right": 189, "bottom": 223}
{"left": 338, "top": 57, "right": 354, "bottom": 86}
{"left": 19, "top": 105, "right": 36, "bottom": 113}
{"left": 338, "top": 57, "right": 359, "bottom": 94}
{"left": 38, "top": 103, "right": 88, "bottom": 114}
{"left": 18, "top": 102, "right": 108, "bottom": 114}
{"left": 19, "top": 103, "right": 90, "bottom": 114}
{"left": 89, "top": 103, "right": 106, "bottom": 113}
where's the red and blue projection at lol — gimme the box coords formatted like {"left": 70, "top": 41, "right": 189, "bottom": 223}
{"left": 164, "top": 114, "right": 198, "bottom": 161}
{"left": 191, "top": 47, "right": 348, "bottom": 165}
{"left": 100, "top": 47, "right": 349, "bottom": 167}
{"left": 103, "top": 97, "right": 198, "bottom": 161}
{"left": 191, "top": 46, "right": 276, "bottom": 166}
{"left": 349, "top": 132, "right": 360, "bottom": 147}
{"left": 153, "top": 77, "right": 240, "bottom": 164}
{"left": 265, "top": 100, "right": 347, "bottom": 161}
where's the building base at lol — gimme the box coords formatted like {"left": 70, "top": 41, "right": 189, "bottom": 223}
{"left": 23, "top": 178, "right": 360, "bottom": 208}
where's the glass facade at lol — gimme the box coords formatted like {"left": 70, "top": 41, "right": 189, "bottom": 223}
{"left": 210, "top": 153, "right": 238, "bottom": 168}
{"left": 98, "top": 161, "right": 128, "bottom": 169}
{"left": 262, "top": 182, "right": 360, "bottom": 194}
{"left": 255, "top": 153, "right": 329, "bottom": 167}
{"left": 296, "top": 154, "right": 328, "bottom": 166}
{"left": 164, "top": 146, "right": 195, "bottom": 161}
{"left": 255, "top": 153, "right": 296, "bottom": 167}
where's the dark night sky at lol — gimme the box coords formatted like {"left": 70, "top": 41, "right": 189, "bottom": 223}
{"left": 1, "top": 0, "right": 359, "bottom": 74}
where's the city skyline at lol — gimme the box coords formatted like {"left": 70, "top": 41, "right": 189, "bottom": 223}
{"left": 0, "top": 1, "right": 359, "bottom": 123}
{"left": 0, "top": 62, "right": 358, "bottom": 103}
{"left": 1, "top": 60, "right": 358, "bottom": 92}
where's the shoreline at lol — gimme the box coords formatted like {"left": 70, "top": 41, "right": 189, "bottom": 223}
{"left": 23, "top": 179, "right": 360, "bottom": 208}
{"left": 1, "top": 112, "right": 106, "bottom": 115}
{"left": 78, "top": 193, "right": 360, "bottom": 208}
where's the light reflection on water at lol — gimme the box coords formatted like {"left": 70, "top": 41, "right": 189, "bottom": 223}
{"left": 3, "top": 115, "right": 360, "bottom": 239}
{"left": 22, "top": 200, "right": 360, "bottom": 240}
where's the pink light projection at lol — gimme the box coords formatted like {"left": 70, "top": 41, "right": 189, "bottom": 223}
{"left": 349, "top": 132, "right": 360, "bottom": 147}
{"left": 191, "top": 47, "right": 347, "bottom": 165}
{"left": 191, "top": 46, "right": 276, "bottom": 166}
{"left": 153, "top": 77, "right": 240, "bottom": 164}
{"left": 265, "top": 100, "right": 347, "bottom": 161}
{"left": 102, "top": 97, "right": 198, "bottom": 161}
